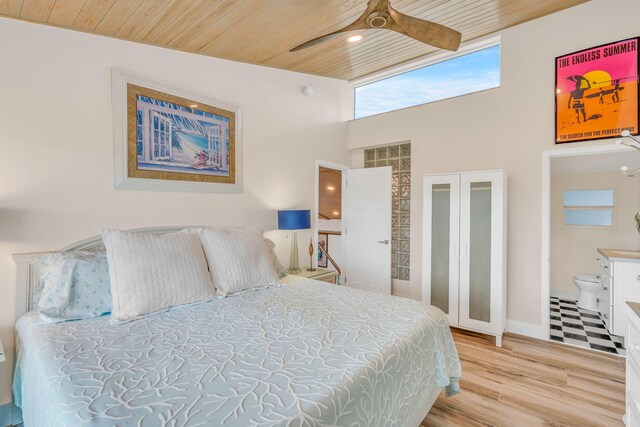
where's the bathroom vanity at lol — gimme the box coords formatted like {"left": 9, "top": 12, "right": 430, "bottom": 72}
{"left": 625, "top": 302, "right": 640, "bottom": 426}
{"left": 597, "top": 249, "right": 640, "bottom": 338}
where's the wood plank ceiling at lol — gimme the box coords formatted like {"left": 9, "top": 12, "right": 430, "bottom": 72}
{"left": 0, "top": 0, "right": 589, "bottom": 80}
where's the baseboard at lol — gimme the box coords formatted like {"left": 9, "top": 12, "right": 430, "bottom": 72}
{"left": 550, "top": 288, "right": 579, "bottom": 301}
{"left": 0, "top": 402, "right": 21, "bottom": 427}
{"left": 506, "top": 320, "right": 547, "bottom": 340}
{"left": 391, "top": 279, "right": 412, "bottom": 299}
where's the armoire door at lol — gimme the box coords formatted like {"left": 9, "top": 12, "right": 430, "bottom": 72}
{"left": 422, "top": 174, "right": 460, "bottom": 325}
{"left": 458, "top": 171, "right": 505, "bottom": 335}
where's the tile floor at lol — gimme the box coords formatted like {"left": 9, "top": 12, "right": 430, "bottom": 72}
{"left": 549, "top": 296, "right": 625, "bottom": 356}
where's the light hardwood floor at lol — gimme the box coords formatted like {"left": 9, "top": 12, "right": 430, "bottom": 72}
{"left": 423, "top": 329, "right": 626, "bottom": 426}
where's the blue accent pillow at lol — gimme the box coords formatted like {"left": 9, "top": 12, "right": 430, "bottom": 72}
{"left": 33, "top": 251, "right": 112, "bottom": 322}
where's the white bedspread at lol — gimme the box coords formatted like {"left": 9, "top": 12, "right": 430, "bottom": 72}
{"left": 14, "top": 278, "right": 461, "bottom": 427}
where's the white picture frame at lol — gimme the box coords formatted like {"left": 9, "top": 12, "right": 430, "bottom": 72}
{"left": 111, "top": 68, "right": 243, "bottom": 193}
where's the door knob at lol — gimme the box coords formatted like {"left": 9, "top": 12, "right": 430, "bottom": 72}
{"left": 378, "top": 240, "right": 389, "bottom": 244}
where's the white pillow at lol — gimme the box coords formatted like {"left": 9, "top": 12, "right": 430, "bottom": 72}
{"left": 102, "top": 229, "right": 216, "bottom": 322}
{"left": 265, "top": 238, "right": 288, "bottom": 278}
{"left": 200, "top": 227, "right": 280, "bottom": 296}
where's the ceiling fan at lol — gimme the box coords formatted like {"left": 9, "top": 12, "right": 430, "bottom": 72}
{"left": 290, "top": 0, "right": 462, "bottom": 52}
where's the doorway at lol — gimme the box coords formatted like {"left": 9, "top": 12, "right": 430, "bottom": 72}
{"left": 314, "top": 161, "right": 348, "bottom": 283}
{"left": 542, "top": 144, "right": 639, "bottom": 355}
{"left": 314, "top": 159, "right": 393, "bottom": 293}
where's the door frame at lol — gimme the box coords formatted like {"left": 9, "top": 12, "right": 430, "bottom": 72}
{"left": 314, "top": 160, "right": 349, "bottom": 271}
{"left": 540, "top": 143, "right": 634, "bottom": 340}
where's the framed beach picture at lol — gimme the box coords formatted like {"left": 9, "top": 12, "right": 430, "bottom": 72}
{"left": 555, "top": 37, "right": 639, "bottom": 144}
{"left": 112, "top": 69, "right": 242, "bottom": 192}
{"left": 318, "top": 233, "right": 328, "bottom": 268}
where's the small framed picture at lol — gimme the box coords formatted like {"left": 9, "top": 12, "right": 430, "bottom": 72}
{"left": 318, "top": 233, "right": 329, "bottom": 268}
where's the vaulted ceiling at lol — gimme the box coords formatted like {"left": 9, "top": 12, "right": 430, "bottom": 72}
{"left": 0, "top": 0, "right": 589, "bottom": 80}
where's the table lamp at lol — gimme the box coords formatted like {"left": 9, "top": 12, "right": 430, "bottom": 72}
{"left": 278, "top": 209, "right": 311, "bottom": 274}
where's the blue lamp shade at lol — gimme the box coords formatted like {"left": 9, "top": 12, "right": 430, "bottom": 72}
{"left": 278, "top": 210, "right": 311, "bottom": 230}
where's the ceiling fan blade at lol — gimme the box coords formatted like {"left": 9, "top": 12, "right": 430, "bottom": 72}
{"left": 290, "top": 2, "right": 375, "bottom": 52}
{"left": 290, "top": 29, "right": 351, "bottom": 52}
{"left": 388, "top": 5, "right": 461, "bottom": 51}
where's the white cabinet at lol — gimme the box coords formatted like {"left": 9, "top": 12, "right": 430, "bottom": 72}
{"left": 625, "top": 304, "right": 640, "bottom": 426}
{"left": 598, "top": 271, "right": 612, "bottom": 330}
{"left": 597, "top": 253, "right": 640, "bottom": 337}
{"left": 422, "top": 170, "right": 507, "bottom": 345}
{"left": 614, "top": 263, "right": 640, "bottom": 338}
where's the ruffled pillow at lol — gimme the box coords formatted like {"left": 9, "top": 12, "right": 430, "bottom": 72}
{"left": 33, "top": 251, "right": 112, "bottom": 322}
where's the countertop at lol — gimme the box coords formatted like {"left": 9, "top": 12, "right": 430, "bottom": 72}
{"left": 628, "top": 302, "right": 640, "bottom": 319}
{"left": 597, "top": 248, "right": 640, "bottom": 263}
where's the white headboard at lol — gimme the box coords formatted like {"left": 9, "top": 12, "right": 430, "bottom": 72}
{"left": 12, "top": 226, "right": 193, "bottom": 321}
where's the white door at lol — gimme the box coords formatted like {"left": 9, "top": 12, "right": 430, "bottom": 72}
{"left": 344, "top": 167, "right": 392, "bottom": 294}
{"left": 423, "top": 174, "right": 460, "bottom": 325}
{"left": 458, "top": 171, "right": 505, "bottom": 335}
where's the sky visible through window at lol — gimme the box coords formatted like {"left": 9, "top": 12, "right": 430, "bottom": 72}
{"left": 354, "top": 45, "right": 501, "bottom": 119}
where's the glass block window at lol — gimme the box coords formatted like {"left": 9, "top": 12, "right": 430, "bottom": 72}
{"left": 364, "top": 143, "right": 411, "bottom": 280}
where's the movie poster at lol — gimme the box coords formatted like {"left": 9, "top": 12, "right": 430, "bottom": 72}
{"left": 555, "top": 37, "right": 639, "bottom": 144}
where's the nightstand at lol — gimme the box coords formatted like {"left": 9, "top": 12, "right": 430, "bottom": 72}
{"left": 289, "top": 268, "right": 338, "bottom": 284}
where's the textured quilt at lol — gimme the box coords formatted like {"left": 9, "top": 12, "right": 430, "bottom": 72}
{"left": 14, "top": 278, "right": 461, "bottom": 427}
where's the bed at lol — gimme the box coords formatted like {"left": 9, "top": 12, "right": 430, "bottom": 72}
{"left": 12, "top": 227, "right": 461, "bottom": 427}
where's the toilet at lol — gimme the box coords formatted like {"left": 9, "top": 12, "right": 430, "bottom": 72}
{"left": 572, "top": 274, "right": 601, "bottom": 311}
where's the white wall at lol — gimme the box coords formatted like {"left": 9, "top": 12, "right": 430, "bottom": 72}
{"left": 0, "top": 17, "right": 351, "bottom": 404}
{"left": 347, "top": 0, "right": 640, "bottom": 332}
{"left": 551, "top": 172, "right": 640, "bottom": 298}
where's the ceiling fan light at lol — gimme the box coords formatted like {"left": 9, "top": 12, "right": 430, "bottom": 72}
{"left": 348, "top": 35, "right": 363, "bottom": 43}
{"left": 290, "top": 0, "right": 461, "bottom": 52}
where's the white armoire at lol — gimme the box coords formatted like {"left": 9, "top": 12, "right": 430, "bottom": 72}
{"left": 422, "top": 170, "right": 508, "bottom": 346}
